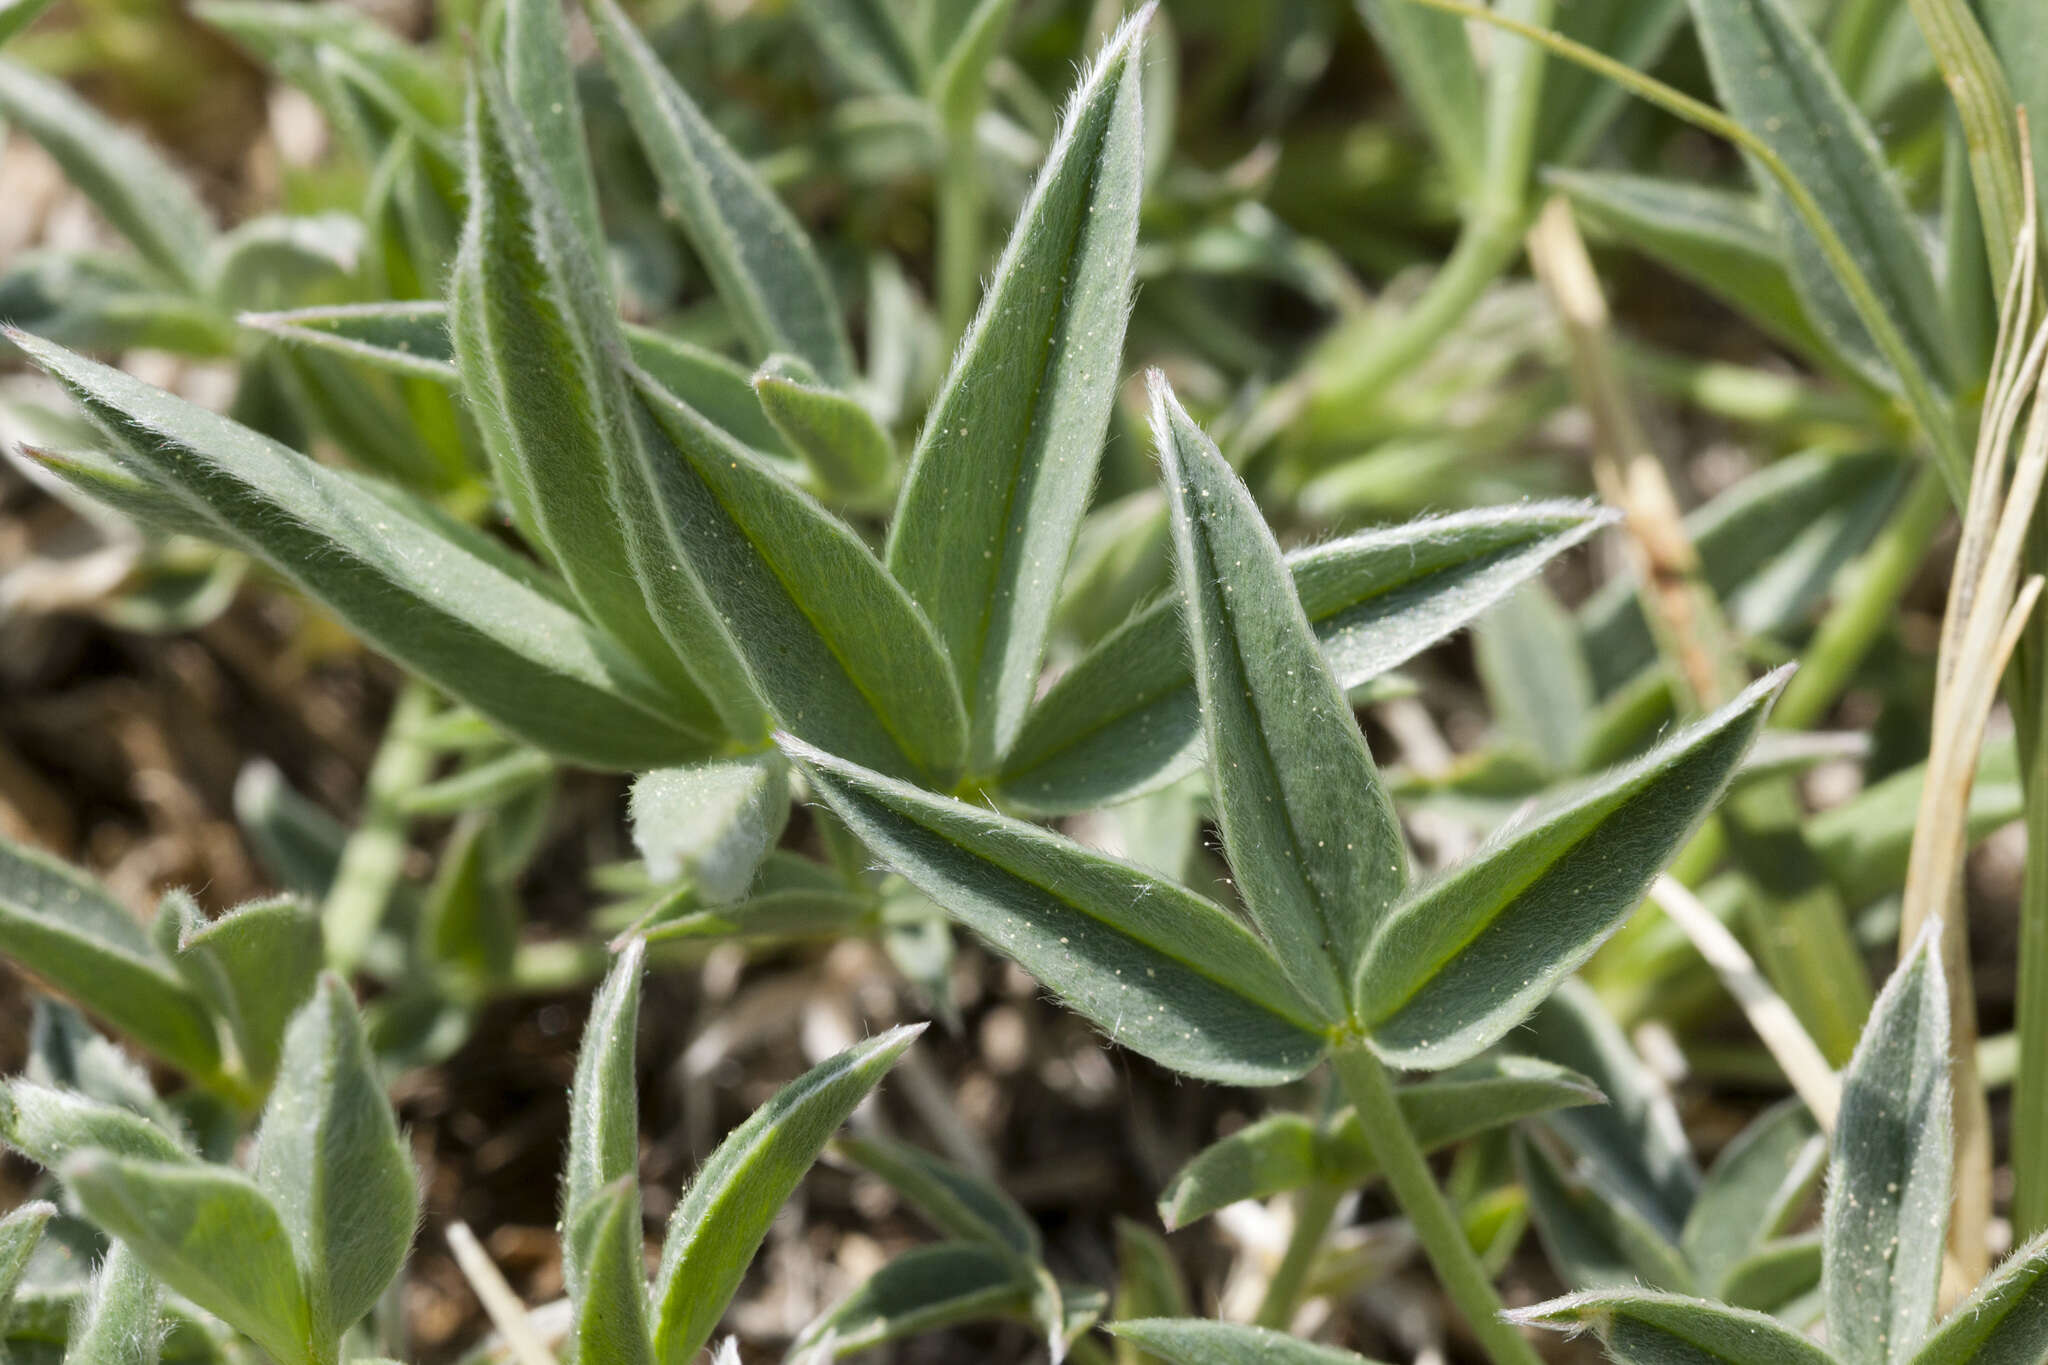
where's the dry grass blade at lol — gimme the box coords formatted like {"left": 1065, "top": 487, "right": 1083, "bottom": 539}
{"left": 445, "top": 1221, "right": 563, "bottom": 1365}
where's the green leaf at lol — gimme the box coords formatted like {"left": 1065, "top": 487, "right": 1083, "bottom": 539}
{"left": 1000, "top": 503, "right": 1610, "bottom": 813}
{"left": 418, "top": 820, "right": 518, "bottom": 986}
{"left": 1511, "top": 1289, "right": 1836, "bottom": 1365}
{"left": 563, "top": 939, "right": 642, "bottom": 1302}
{"left": 0, "top": 837, "right": 221, "bottom": 1084}
{"left": 453, "top": 67, "right": 733, "bottom": 723}
{"left": 11, "top": 332, "right": 708, "bottom": 771}
{"left": 564, "top": 1178, "right": 654, "bottom": 1365}
{"left": 0, "top": 1201, "right": 53, "bottom": 1311}
{"left": 239, "top": 302, "right": 458, "bottom": 383}
{"left": 649, "top": 1025, "right": 923, "bottom": 1365}
{"left": 170, "top": 898, "right": 323, "bottom": 1093}
{"left": 793, "top": 1243, "right": 1030, "bottom": 1359}
{"left": 781, "top": 736, "right": 1331, "bottom": 1085}
{"left": 630, "top": 756, "right": 789, "bottom": 906}
{"left": 1353, "top": 0, "right": 1483, "bottom": 201}
{"left": 1518, "top": 1133, "right": 1694, "bottom": 1293}
{"left": 63, "top": 1242, "right": 160, "bottom": 1365}
{"left": 1112, "top": 1221, "right": 1188, "bottom": 1365}
{"left": 247, "top": 976, "right": 418, "bottom": 1348}
{"left": 1720, "top": 1235, "right": 1822, "bottom": 1318}
{"left": 1157, "top": 1055, "right": 1600, "bottom": 1227}
{"left": 928, "top": 0, "right": 1012, "bottom": 132}
{"left": 886, "top": 11, "right": 1145, "bottom": 772}
{"left": 498, "top": 0, "right": 603, "bottom": 263}
{"left": 63, "top": 1155, "right": 310, "bottom": 1365}
{"left": 624, "top": 325, "right": 789, "bottom": 455}
{"left": 23, "top": 1003, "right": 175, "bottom": 1131}
{"left": 1686, "top": 0, "right": 1952, "bottom": 394}
{"left": 834, "top": 1135, "right": 1036, "bottom": 1260}
{"left": 1357, "top": 668, "right": 1786, "bottom": 1069}
{"left": 1532, "top": 0, "right": 1685, "bottom": 167}
{"left": 752, "top": 356, "right": 896, "bottom": 506}
{"left": 0, "top": 60, "right": 215, "bottom": 289}
{"left": 628, "top": 371, "right": 968, "bottom": 783}
{"left": 1826, "top": 929, "right": 1950, "bottom": 1365}
{"left": 1110, "top": 1319, "right": 1389, "bottom": 1365}
{"left": 1155, "top": 373, "right": 1404, "bottom": 1013}
{"left": 1981, "top": 0, "right": 2048, "bottom": 232}
{"left": 0, "top": 1081, "right": 191, "bottom": 1167}
{"left": 584, "top": 0, "right": 854, "bottom": 383}
{"left": 1682, "top": 1100, "right": 1823, "bottom": 1297}
{"left": 1910, "top": 1231, "right": 2048, "bottom": 1365}
{"left": 795, "top": 0, "right": 921, "bottom": 97}
{"left": 0, "top": 0, "right": 57, "bottom": 46}
{"left": 1474, "top": 581, "right": 1592, "bottom": 775}
{"left": 1545, "top": 171, "right": 1830, "bottom": 363}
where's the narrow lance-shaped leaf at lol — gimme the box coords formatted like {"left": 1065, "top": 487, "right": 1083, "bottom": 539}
{"left": 584, "top": 0, "right": 854, "bottom": 383}
{"left": 834, "top": 1135, "right": 1038, "bottom": 1260}
{"left": 1352, "top": 0, "right": 1483, "bottom": 202}
{"left": 453, "top": 68, "right": 735, "bottom": 726}
{"left": 792, "top": 1243, "right": 1030, "bottom": 1360}
{"left": 0, "top": 60, "right": 215, "bottom": 290}
{"left": 1681, "top": 1099, "right": 1824, "bottom": 1296}
{"left": 0, "top": 1081, "right": 192, "bottom": 1168}
{"left": 649, "top": 1024, "right": 924, "bottom": 1365}
{"left": 887, "top": 10, "right": 1146, "bottom": 773}
{"left": 998, "top": 503, "right": 1611, "bottom": 813}
{"left": 1825, "top": 928, "right": 1951, "bottom": 1365}
{"left": 63, "top": 1155, "right": 311, "bottom": 1365}
{"left": 0, "top": 837, "right": 221, "bottom": 1085}
{"left": 794, "top": 0, "right": 920, "bottom": 97}
{"left": 498, "top": 0, "right": 604, "bottom": 262}
{"left": 1909, "top": 1230, "right": 2048, "bottom": 1365}
{"left": 1510, "top": 1289, "right": 1836, "bottom": 1365}
{"left": 1111, "top": 1320, "right": 1390, "bottom": 1365}
{"left": 1686, "top": 0, "right": 1952, "bottom": 395}
{"left": 1156, "top": 373, "right": 1403, "bottom": 1014}
{"left": 10, "top": 332, "right": 707, "bottom": 771}
{"left": 64, "top": 1242, "right": 161, "bottom": 1365}
{"left": 627, "top": 371, "right": 967, "bottom": 784}
{"left": 782, "top": 735, "right": 1331, "bottom": 1085}
{"left": 247, "top": 975, "right": 419, "bottom": 1349}
{"left": 1356, "top": 667, "right": 1788, "bottom": 1069}
{"left": 1517, "top": 1131, "right": 1694, "bottom": 1293}
{"left": 565, "top": 1179, "right": 655, "bottom": 1365}
{"left": 630, "top": 756, "right": 789, "bottom": 906}
{"left": 240, "top": 301, "right": 459, "bottom": 383}
{"left": 752, "top": 356, "right": 896, "bottom": 507}
{"left": 562, "top": 939, "right": 643, "bottom": 1300}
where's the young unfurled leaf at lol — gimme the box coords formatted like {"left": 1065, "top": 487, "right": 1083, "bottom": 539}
{"left": 0, "top": 837, "right": 221, "bottom": 1086}
{"left": 170, "top": 898, "right": 323, "bottom": 1094}
{"left": 1510, "top": 1289, "right": 1835, "bottom": 1365}
{"left": 624, "top": 326, "right": 789, "bottom": 455}
{"left": 454, "top": 68, "right": 730, "bottom": 720}
{"left": 1681, "top": 1100, "right": 1823, "bottom": 1298}
{"left": 834, "top": 1135, "right": 1037, "bottom": 1260}
{"left": 1686, "top": 0, "right": 1951, "bottom": 394}
{"left": 11, "top": 333, "right": 708, "bottom": 770}
{"left": 628, "top": 372, "right": 967, "bottom": 784}
{"left": 584, "top": 0, "right": 854, "bottom": 383}
{"left": 0, "top": 1082, "right": 191, "bottom": 1168}
{"left": 752, "top": 357, "right": 895, "bottom": 507}
{"left": 1356, "top": 668, "right": 1787, "bottom": 1069}
{"left": 247, "top": 975, "right": 419, "bottom": 1349}
{"left": 1000, "top": 503, "right": 1610, "bottom": 813}
{"left": 649, "top": 1024, "right": 923, "bottom": 1365}
{"left": 63, "top": 1155, "right": 311, "bottom": 1365}
{"left": 1157, "top": 1056, "right": 1599, "bottom": 1228}
{"left": 1155, "top": 373, "right": 1404, "bottom": 1014}
{"left": 0, "top": 60, "right": 215, "bottom": 290}
{"left": 565, "top": 1178, "right": 654, "bottom": 1365}
{"left": 630, "top": 755, "right": 790, "bottom": 906}
{"left": 782, "top": 736, "right": 1332, "bottom": 1085}
{"left": 240, "top": 301, "right": 459, "bottom": 383}
{"left": 793, "top": 1243, "right": 1030, "bottom": 1359}
{"left": 1825, "top": 929, "right": 1950, "bottom": 1365}
{"left": 886, "top": 11, "right": 1145, "bottom": 772}
{"left": 64, "top": 1242, "right": 160, "bottom": 1365}
{"left": 563, "top": 939, "right": 643, "bottom": 1299}
{"left": 1110, "top": 1319, "right": 1389, "bottom": 1365}
{"left": 1911, "top": 1232, "right": 2048, "bottom": 1365}
{"left": 498, "top": 0, "right": 603, "bottom": 263}
{"left": 1545, "top": 171, "right": 1829, "bottom": 363}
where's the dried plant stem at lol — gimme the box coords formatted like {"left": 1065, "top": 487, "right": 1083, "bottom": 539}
{"left": 445, "top": 1221, "right": 563, "bottom": 1365}
{"left": 1333, "top": 1046, "right": 1543, "bottom": 1365}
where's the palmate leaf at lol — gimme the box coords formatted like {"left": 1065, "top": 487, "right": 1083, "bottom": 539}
{"left": 1155, "top": 374, "right": 1404, "bottom": 1014}
{"left": 11, "top": 333, "right": 707, "bottom": 771}
{"left": 999, "top": 503, "right": 1611, "bottom": 813}
{"left": 1911, "top": 1232, "right": 2048, "bottom": 1365}
{"left": 0, "top": 838, "right": 222, "bottom": 1086}
{"left": 782, "top": 735, "right": 1331, "bottom": 1085}
{"left": 887, "top": 9, "right": 1146, "bottom": 774}
{"left": 584, "top": 0, "right": 854, "bottom": 383}
{"left": 1686, "top": 0, "right": 1952, "bottom": 395}
{"left": 649, "top": 1025, "right": 923, "bottom": 1365}
{"left": 1157, "top": 1056, "right": 1600, "bottom": 1227}
{"left": 1356, "top": 668, "right": 1788, "bottom": 1068}
{"left": 1826, "top": 929, "right": 1950, "bottom": 1365}
{"left": 1111, "top": 1320, "right": 1389, "bottom": 1365}
{"left": 1511, "top": 1289, "right": 1835, "bottom": 1365}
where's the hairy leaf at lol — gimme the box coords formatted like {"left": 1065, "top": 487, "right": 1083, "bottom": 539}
{"left": 752, "top": 357, "right": 895, "bottom": 506}
{"left": 1511, "top": 1289, "right": 1835, "bottom": 1364}
{"left": 1910, "top": 1232, "right": 2048, "bottom": 1365}
{"left": 630, "top": 756, "right": 789, "bottom": 906}
{"left": 1682, "top": 1100, "right": 1823, "bottom": 1297}
{"left": 1111, "top": 1319, "right": 1388, "bottom": 1365}
{"left": 1518, "top": 1133, "right": 1693, "bottom": 1293}
{"left": 170, "top": 898, "right": 322, "bottom": 1093}
{"left": 793, "top": 1243, "right": 1029, "bottom": 1359}
{"left": 240, "top": 301, "right": 458, "bottom": 382}
{"left": 63, "top": 1242, "right": 160, "bottom": 1365}
{"left": 834, "top": 1135, "right": 1037, "bottom": 1260}
{"left": 498, "top": 0, "right": 602, "bottom": 261}
{"left": 565, "top": 1178, "right": 654, "bottom": 1365}
{"left": 0, "top": 1082, "right": 190, "bottom": 1168}
{"left": 563, "top": 939, "right": 643, "bottom": 1301}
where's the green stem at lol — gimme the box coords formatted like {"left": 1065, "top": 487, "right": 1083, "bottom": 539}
{"left": 322, "top": 682, "right": 438, "bottom": 974}
{"left": 1251, "top": 1183, "right": 1340, "bottom": 1330}
{"left": 936, "top": 125, "right": 983, "bottom": 345}
{"left": 1331, "top": 1046, "right": 1542, "bottom": 1365}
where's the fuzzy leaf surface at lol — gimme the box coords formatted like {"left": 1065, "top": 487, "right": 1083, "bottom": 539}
{"left": 1110, "top": 1320, "right": 1388, "bottom": 1365}
{"left": 171, "top": 898, "right": 322, "bottom": 1093}
{"left": 1910, "top": 1232, "right": 2048, "bottom": 1365}
{"left": 793, "top": 1243, "right": 1029, "bottom": 1359}
{"left": 752, "top": 357, "right": 895, "bottom": 506}
{"left": 1512, "top": 1290, "right": 1835, "bottom": 1365}
{"left": 1683, "top": 1099, "right": 1824, "bottom": 1296}
{"left": 834, "top": 1135, "right": 1037, "bottom": 1260}
{"left": 566, "top": 1178, "right": 654, "bottom": 1365}
{"left": 630, "top": 756, "right": 789, "bottom": 906}
{"left": 63, "top": 1242, "right": 160, "bottom": 1365}
{"left": 0, "top": 1082, "right": 190, "bottom": 1168}
{"left": 562, "top": 939, "right": 642, "bottom": 1302}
